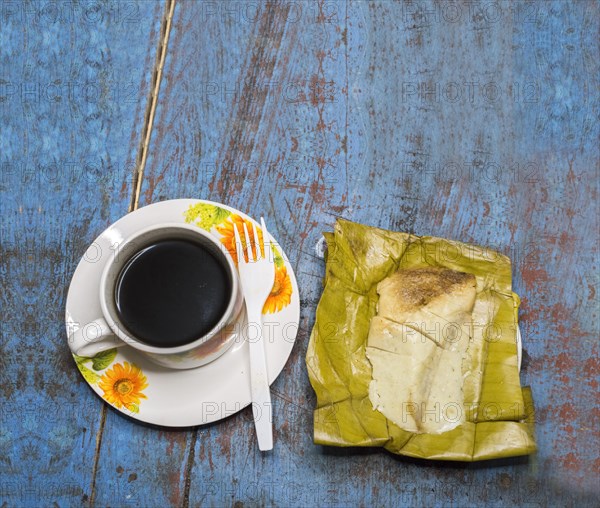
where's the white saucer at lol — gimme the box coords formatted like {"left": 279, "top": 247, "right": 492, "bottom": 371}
{"left": 65, "top": 199, "right": 300, "bottom": 427}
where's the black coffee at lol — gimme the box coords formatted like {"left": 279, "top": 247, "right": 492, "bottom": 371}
{"left": 115, "top": 239, "right": 231, "bottom": 348}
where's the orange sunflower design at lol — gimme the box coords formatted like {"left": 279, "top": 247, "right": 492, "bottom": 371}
{"left": 263, "top": 266, "right": 293, "bottom": 314}
{"left": 217, "top": 214, "right": 293, "bottom": 314}
{"left": 98, "top": 362, "right": 148, "bottom": 412}
{"left": 216, "top": 214, "right": 264, "bottom": 265}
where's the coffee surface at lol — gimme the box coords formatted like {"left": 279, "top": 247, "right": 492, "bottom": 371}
{"left": 115, "top": 239, "right": 231, "bottom": 348}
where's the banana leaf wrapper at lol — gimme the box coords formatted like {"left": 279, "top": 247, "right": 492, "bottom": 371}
{"left": 306, "top": 219, "right": 536, "bottom": 461}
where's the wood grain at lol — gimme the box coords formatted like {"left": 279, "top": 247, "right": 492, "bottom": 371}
{"left": 138, "top": 0, "right": 599, "bottom": 505}
{"left": 0, "top": 1, "right": 167, "bottom": 506}
{"left": 1, "top": 0, "right": 598, "bottom": 506}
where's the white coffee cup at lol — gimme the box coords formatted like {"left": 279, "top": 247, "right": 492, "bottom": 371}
{"left": 68, "top": 223, "right": 244, "bottom": 369}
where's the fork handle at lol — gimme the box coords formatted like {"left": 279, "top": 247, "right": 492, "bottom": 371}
{"left": 246, "top": 307, "right": 273, "bottom": 451}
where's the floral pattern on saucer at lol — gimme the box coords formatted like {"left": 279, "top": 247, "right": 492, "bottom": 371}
{"left": 73, "top": 349, "right": 148, "bottom": 413}
{"left": 184, "top": 203, "right": 293, "bottom": 314}
{"left": 67, "top": 199, "right": 300, "bottom": 426}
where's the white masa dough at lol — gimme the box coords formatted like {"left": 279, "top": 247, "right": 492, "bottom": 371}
{"left": 366, "top": 267, "right": 477, "bottom": 434}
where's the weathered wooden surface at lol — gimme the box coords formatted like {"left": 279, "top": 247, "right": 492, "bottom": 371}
{"left": 2, "top": 0, "right": 599, "bottom": 506}
{"left": 0, "top": 1, "right": 171, "bottom": 505}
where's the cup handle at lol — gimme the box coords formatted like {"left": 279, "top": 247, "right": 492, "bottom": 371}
{"left": 69, "top": 318, "right": 126, "bottom": 357}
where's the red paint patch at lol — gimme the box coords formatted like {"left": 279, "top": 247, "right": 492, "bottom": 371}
{"left": 519, "top": 296, "right": 542, "bottom": 325}
{"left": 583, "top": 356, "right": 600, "bottom": 377}
{"left": 167, "top": 471, "right": 181, "bottom": 505}
{"left": 483, "top": 201, "right": 490, "bottom": 217}
{"left": 330, "top": 204, "right": 346, "bottom": 214}
{"left": 559, "top": 230, "right": 574, "bottom": 246}
{"left": 521, "top": 264, "right": 549, "bottom": 292}
{"left": 561, "top": 452, "right": 581, "bottom": 472}
{"left": 309, "top": 180, "right": 326, "bottom": 205}
{"left": 559, "top": 403, "right": 576, "bottom": 421}
{"left": 555, "top": 352, "right": 575, "bottom": 371}
{"left": 549, "top": 302, "right": 572, "bottom": 323}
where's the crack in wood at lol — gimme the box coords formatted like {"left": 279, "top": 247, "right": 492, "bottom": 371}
{"left": 87, "top": 405, "right": 107, "bottom": 507}
{"left": 129, "top": 0, "right": 177, "bottom": 213}
{"left": 88, "top": 2, "right": 177, "bottom": 506}
{"left": 182, "top": 429, "right": 199, "bottom": 508}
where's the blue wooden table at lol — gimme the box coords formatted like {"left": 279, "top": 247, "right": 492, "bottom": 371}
{"left": 1, "top": 1, "right": 598, "bottom": 506}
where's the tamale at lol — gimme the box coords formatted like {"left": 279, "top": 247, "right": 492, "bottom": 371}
{"left": 307, "top": 219, "right": 536, "bottom": 461}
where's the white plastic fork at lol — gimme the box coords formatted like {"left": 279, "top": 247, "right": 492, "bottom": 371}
{"left": 233, "top": 217, "right": 275, "bottom": 451}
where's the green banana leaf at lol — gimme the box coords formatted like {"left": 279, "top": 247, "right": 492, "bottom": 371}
{"left": 307, "top": 219, "right": 536, "bottom": 461}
